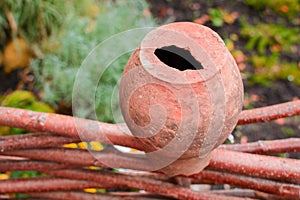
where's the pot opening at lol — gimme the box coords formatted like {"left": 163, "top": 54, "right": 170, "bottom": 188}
{"left": 154, "top": 45, "right": 203, "bottom": 71}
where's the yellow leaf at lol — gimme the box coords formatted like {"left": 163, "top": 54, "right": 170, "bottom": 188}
{"left": 78, "top": 142, "right": 88, "bottom": 149}
{"left": 0, "top": 173, "right": 9, "bottom": 180}
{"left": 0, "top": 51, "right": 3, "bottom": 65}
{"left": 223, "top": 11, "right": 239, "bottom": 24}
{"left": 0, "top": 126, "right": 11, "bottom": 135}
{"left": 88, "top": 166, "right": 101, "bottom": 170}
{"left": 90, "top": 141, "right": 103, "bottom": 151}
{"left": 88, "top": 5, "right": 99, "bottom": 17}
{"left": 1, "top": 90, "right": 35, "bottom": 107}
{"left": 29, "top": 102, "right": 55, "bottom": 113}
{"left": 130, "top": 148, "right": 139, "bottom": 152}
{"left": 3, "top": 38, "right": 32, "bottom": 74}
{"left": 63, "top": 143, "right": 78, "bottom": 148}
{"left": 84, "top": 188, "right": 97, "bottom": 193}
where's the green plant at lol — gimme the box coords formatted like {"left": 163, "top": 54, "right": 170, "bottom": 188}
{"left": 281, "top": 127, "right": 295, "bottom": 136}
{"left": 241, "top": 23, "right": 300, "bottom": 54}
{"left": 208, "top": 8, "right": 224, "bottom": 27}
{"left": 0, "top": 0, "right": 65, "bottom": 42}
{"left": 31, "top": 0, "right": 157, "bottom": 122}
{"left": 245, "top": 0, "right": 300, "bottom": 20}
{"left": 248, "top": 54, "right": 300, "bottom": 86}
{"left": 273, "top": 62, "right": 300, "bottom": 85}
{"left": 0, "top": 90, "right": 54, "bottom": 135}
{"left": 207, "top": 8, "right": 239, "bottom": 27}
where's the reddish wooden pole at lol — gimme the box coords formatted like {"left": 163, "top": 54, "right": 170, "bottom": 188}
{"left": 29, "top": 192, "right": 136, "bottom": 200}
{"left": 238, "top": 100, "right": 300, "bottom": 125}
{"left": 2, "top": 147, "right": 300, "bottom": 184}
{"left": 0, "top": 148, "right": 152, "bottom": 171}
{"left": 29, "top": 191, "right": 160, "bottom": 200}
{"left": 0, "top": 107, "right": 143, "bottom": 150}
{"left": 0, "top": 133, "right": 79, "bottom": 151}
{"left": 0, "top": 177, "right": 114, "bottom": 193}
{"left": 49, "top": 169, "right": 243, "bottom": 200}
{"left": 0, "top": 160, "right": 78, "bottom": 172}
{"left": 2, "top": 131, "right": 300, "bottom": 154}
{"left": 1, "top": 102, "right": 300, "bottom": 150}
{"left": 220, "top": 138, "right": 300, "bottom": 154}
{"left": 1, "top": 103, "right": 300, "bottom": 198}
{"left": 209, "top": 149, "right": 300, "bottom": 184}
{"left": 191, "top": 170, "right": 300, "bottom": 198}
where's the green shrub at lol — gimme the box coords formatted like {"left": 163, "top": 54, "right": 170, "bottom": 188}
{"left": 245, "top": 0, "right": 300, "bottom": 20}
{"left": 31, "top": 0, "right": 156, "bottom": 122}
{"left": 241, "top": 23, "right": 300, "bottom": 54}
{"left": 249, "top": 54, "right": 300, "bottom": 85}
{"left": 0, "top": 0, "right": 65, "bottom": 42}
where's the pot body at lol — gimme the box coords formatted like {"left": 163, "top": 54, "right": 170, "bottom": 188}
{"left": 119, "top": 22, "right": 243, "bottom": 176}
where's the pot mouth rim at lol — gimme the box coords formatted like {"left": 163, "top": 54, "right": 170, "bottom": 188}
{"left": 138, "top": 22, "right": 232, "bottom": 85}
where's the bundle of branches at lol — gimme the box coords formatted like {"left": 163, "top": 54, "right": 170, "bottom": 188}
{"left": 0, "top": 100, "right": 300, "bottom": 199}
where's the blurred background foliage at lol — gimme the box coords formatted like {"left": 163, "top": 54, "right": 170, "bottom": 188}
{"left": 0, "top": 0, "right": 156, "bottom": 124}
{"left": 30, "top": 0, "right": 156, "bottom": 123}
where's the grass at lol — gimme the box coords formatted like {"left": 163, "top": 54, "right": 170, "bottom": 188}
{"left": 0, "top": 0, "right": 65, "bottom": 42}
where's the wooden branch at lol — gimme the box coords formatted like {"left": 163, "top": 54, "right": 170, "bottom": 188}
{"left": 0, "top": 107, "right": 142, "bottom": 150}
{"left": 0, "top": 101, "right": 299, "bottom": 151}
{"left": 253, "top": 191, "right": 294, "bottom": 200}
{"left": 108, "top": 192, "right": 169, "bottom": 199}
{"left": 0, "top": 133, "right": 79, "bottom": 151}
{"left": 0, "top": 160, "right": 78, "bottom": 172}
{"left": 4, "top": 159, "right": 297, "bottom": 198}
{"left": 48, "top": 169, "right": 243, "bottom": 200}
{"left": 211, "top": 189, "right": 292, "bottom": 200}
{"left": 29, "top": 191, "right": 157, "bottom": 200}
{"left": 209, "top": 149, "right": 300, "bottom": 184}
{"left": 2, "top": 147, "right": 300, "bottom": 184}
{"left": 0, "top": 148, "right": 153, "bottom": 171}
{"left": 5, "top": 12, "right": 17, "bottom": 36}
{"left": 237, "top": 100, "right": 300, "bottom": 125}
{"left": 220, "top": 138, "right": 300, "bottom": 154}
{"left": 191, "top": 170, "right": 300, "bottom": 198}
{"left": 0, "top": 160, "right": 246, "bottom": 199}
{"left": 0, "top": 177, "right": 116, "bottom": 193}
{"left": 2, "top": 130, "right": 299, "bottom": 156}
{"left": 0, "top": 102, "right": 300, "bottom": 198}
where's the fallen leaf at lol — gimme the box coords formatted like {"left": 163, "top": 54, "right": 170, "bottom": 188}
{"left": 223, "top": 11, "right": 239, "bottom": 24}
{"left": 3, "top": 38, "right": 32, "bottom": 74}
{"left": 280, "top": 5, "right": 289, "bottom": 13}
{"left": 250, "top": 94, "right": 260, "bottom": 102}
{"left": 143, "top": 8, "right": 151, "bottom": 17}
{"left": 271, "top": 44, "right": 281, "bottom": 52}
{"left": 241, "top": 136, "right": 248, "bottom": 144}
{"left": 275, "top": 118, "right": 285, "bottom": 125}
{"left": 194, "top": 14, "right": 210, "bottom": 25}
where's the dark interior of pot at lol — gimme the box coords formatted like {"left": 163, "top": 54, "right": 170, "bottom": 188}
{"left": 154, "top": 45, "right": 203, "bottom": 71}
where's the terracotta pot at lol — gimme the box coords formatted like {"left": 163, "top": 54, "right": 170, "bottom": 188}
{"left": 119, "top": 22, "right": 243, "bottom": 176}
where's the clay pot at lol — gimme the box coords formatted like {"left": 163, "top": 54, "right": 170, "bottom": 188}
{"left": 119, "top": 22, "right": 243, "bottom": 176}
